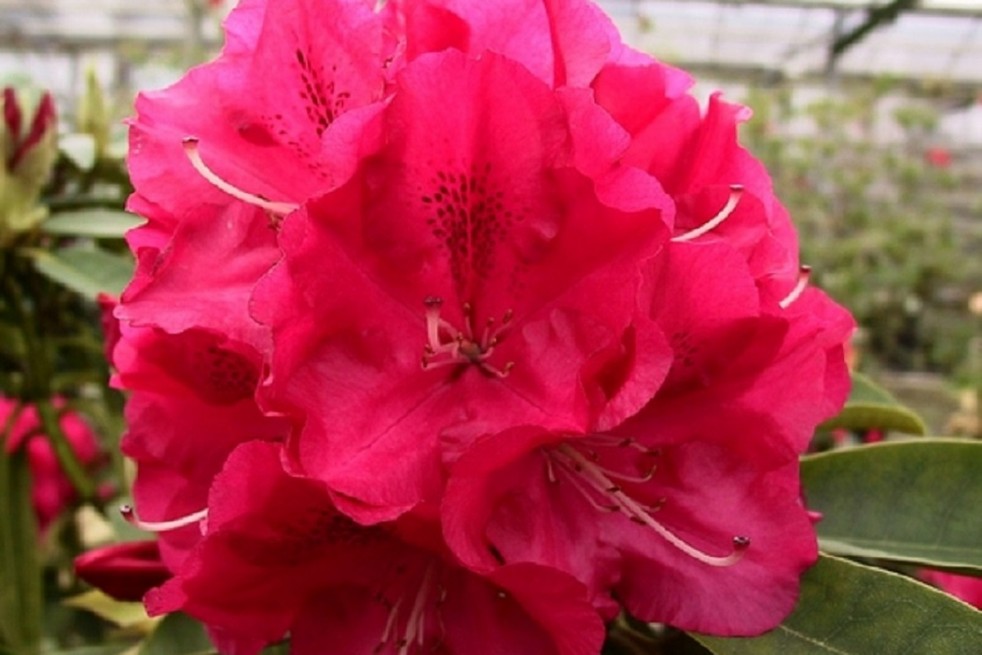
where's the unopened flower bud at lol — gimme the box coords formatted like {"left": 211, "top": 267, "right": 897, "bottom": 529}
{"left": 76, "top": 68, "right": 110, "bottom": 159}
{"left": 1, "top": 87, "right": 57, "bottom": 241}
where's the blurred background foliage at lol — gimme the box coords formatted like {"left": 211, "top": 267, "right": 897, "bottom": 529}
{"left": 743, "top": 80, "right": 982, "bottom": 380}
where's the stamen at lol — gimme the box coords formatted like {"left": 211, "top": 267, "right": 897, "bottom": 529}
{"left": 376, "top": 567, "right": 437, "bottom": 655}
{"left": 379, "top": 597, "right": 403, "bottom": 652}
{"left": 423, "top": 297, "right": 454, "bottom": 357}
{"left": 581, "top": 435, "right": 660, "bottom": 456}
{"left": 120, "top": 504, "right": 207, "bottom": 533}
{"left": 401, "top": 566, "right": 434, "bottom": 653}
{"left": 672, "top": 185, "right": 744, "bottom": 243}
{"left": 779, "top": 266, "right": 812, "bottom": 309}
{"left": 552, "top": 459, "right": 621, "bottom": 513}
{"left": 419, "top": 298, "right": 514, "bottom": 377}
{"left": 545, "top": 457, "right": 558, "bottom": 484}
{"left": 554, "top": 445, "right": 748, "bottom": 567}
{"left": 592, "top": 461, "right": 657, "bottom": 484}
{"left": 182, "top": 137, "right": 299, "bottom": 216}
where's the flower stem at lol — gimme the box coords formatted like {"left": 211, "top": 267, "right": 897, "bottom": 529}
{"left": 35, "top": 399, "right": 96, "bottom": 500}
{"left": 0, "top": 405, "right": 43, "bottom": 655}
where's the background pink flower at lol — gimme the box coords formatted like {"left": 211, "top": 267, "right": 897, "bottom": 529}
{"left": 1, "top": 397, "right": 102, "bottom": 532}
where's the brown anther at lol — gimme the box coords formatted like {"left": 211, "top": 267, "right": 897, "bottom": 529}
{"left": 502, "top": 309, "right": 514, "bottom": 323}
{"left": 733, "top": 536, "right": 751, "bottom": 549}
{"left": 607, "top": 485, "right": 622, "bottom": 493}
{"left": 424, "top": 296, "right": 443, "bottom": 308}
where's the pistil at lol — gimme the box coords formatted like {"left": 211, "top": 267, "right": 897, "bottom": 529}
{"left": 120, "top": 504, "right": 208, "bottom": 533}
{"left": 673, "top": 185, "right": 744, "bottom": 243}
{"left": 182, "top": 137, "right": 299, "bottom": 216}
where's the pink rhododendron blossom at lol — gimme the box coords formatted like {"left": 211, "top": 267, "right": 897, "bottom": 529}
{"left": 105, "top": 310, "right": 288, "bottom": 568}
{"left": 102, "top": 0, "right": 855, "bottom": 650}
{"left": 254, "top": 48, "right": 675, "bottom": 520}
{"left": 148, "top": 441, "right": 604, "bottom": 655}
{"left": 1, "top": 397, "right": 101, "bottom": 532}
{"left": 441, "top": 242, "right": 830, "bottom": 634}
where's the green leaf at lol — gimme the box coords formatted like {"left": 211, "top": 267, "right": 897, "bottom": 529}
{"left": 139, "top": 613, "right": 212, "bottom": 655}
{"left": 63, "top": 590, "right": 150, "bottom": 629}
{"left": 25, "top": 245, "right": 132, "bottom": 300}
{"left": 819, "top": 371, "right": 926, "bottom": 435}
{"left": 41, "top": 209, "right": 143, "bottom": 239}
{"left": 693, "top": 555, "right": 982, "bottom": 655}
{"left": 801, "top": 439, "right": 982, "bottom": 572}
{"left": 47, "top": 644, "right": 137, "bottom": 655}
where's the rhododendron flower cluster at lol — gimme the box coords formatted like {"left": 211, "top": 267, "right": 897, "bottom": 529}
{"left": 97, "top": 0, "right": 853, "bottom": 652}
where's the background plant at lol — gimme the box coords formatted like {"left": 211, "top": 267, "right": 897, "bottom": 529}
{"left": 742, "top": 81, "right": 982, "bottom": 379}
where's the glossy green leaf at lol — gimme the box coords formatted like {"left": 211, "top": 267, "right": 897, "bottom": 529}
{"left": 693, "top": 555, "right": 982, "bottom": 655}
{"left": 139, "top": 613, "right": 212, "bottom": 655}
{"left": 26, "top": 245, "right": 132, "bottom": 300}
{"left": 63, "top": 590, "right": 150, "bottom": 629}
{"left": 41, "top": 209, "right": 142, "bottom": 239}
{"left": 819, "top": 371, "right": 926, "bottom": 435}
{"left": 802, "top": 439, "right": 982, "bottom": 572}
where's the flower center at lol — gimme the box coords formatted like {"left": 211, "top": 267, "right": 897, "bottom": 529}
{"left": 419, "top": 297, "right": 515, "bottom": 378}
{"left": 544, "top": 438, "right": 749, "bottom": 567}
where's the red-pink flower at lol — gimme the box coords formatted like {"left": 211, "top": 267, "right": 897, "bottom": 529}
{"left": 147, "top": 441, "right": 605, "bottom": 655}
{"left": 112, "top": 0, "right": 855, "bottom": 647}
{"left": 128, "top": 0, "right": 394, "bottom": 218}
{"left": 440, "top": 241, "right": 836, "bottom": 635}
{"left": 1, "top": 397, "right": 101, "bottom": 532}
{"left": 254, "top": 48, "right": 675, "bottom": 522}
{"left": 107, "top": 310, "right": 288, "bottom": 568}
{"left": 120, "top": 0, "right": 399, "bottom": 342}
{"left": 396, "top": 0, "right": 814, "bottom": 310}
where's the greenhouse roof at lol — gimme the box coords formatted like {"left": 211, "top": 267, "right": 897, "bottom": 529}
{"left": 0, "top": 0, "right": 981, "bottom": 85}
{"left": 609, "top": 1, "right": 982, "bottom": 86}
